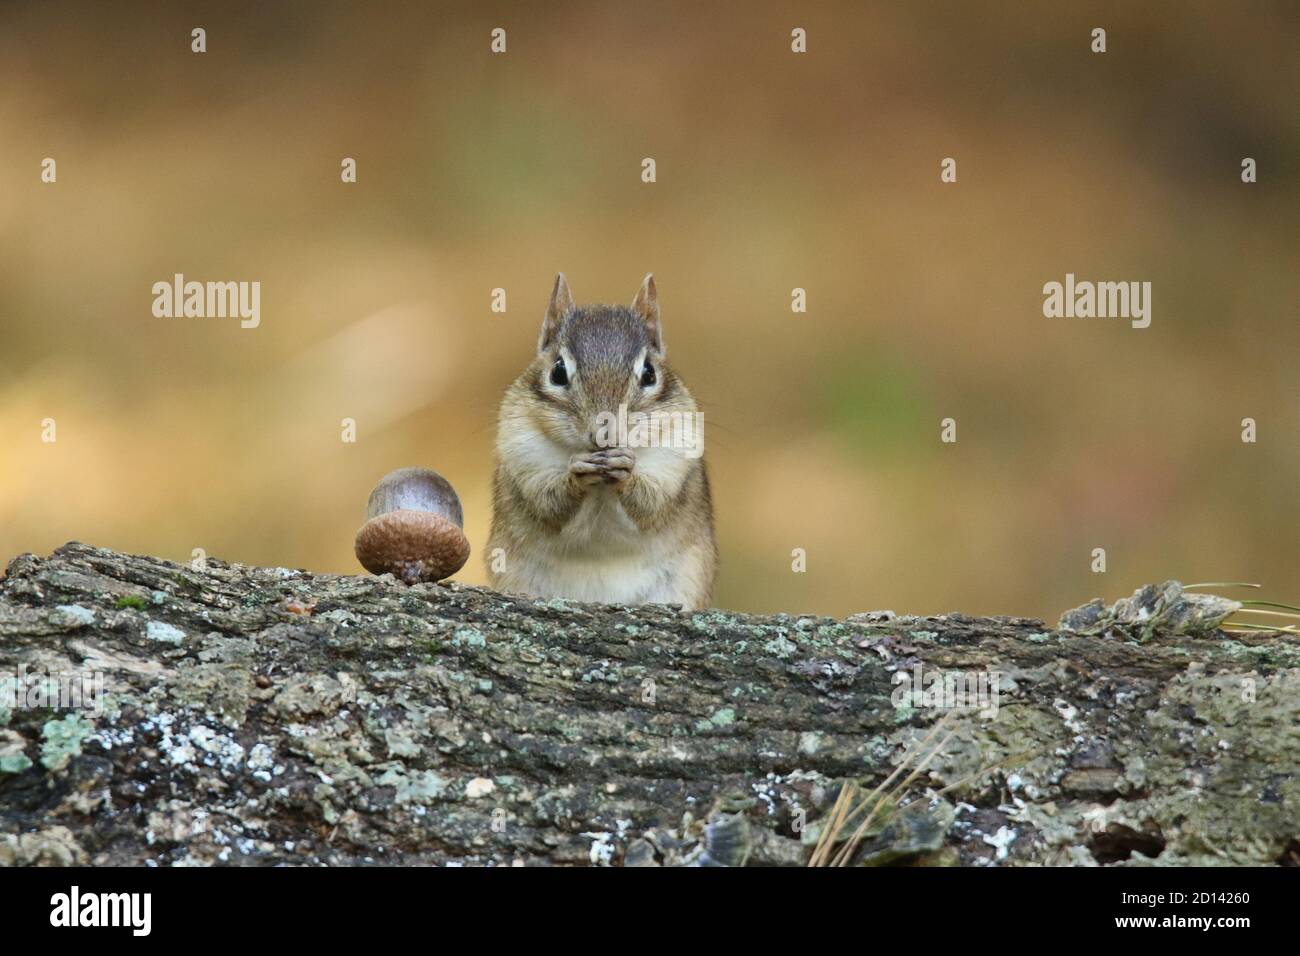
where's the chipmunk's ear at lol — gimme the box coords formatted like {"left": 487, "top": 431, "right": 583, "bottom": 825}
{"left": 630, "top": 273, "right": 663, "bottom": 353}
{"left": 539, "top": 273, "right": 574, "bottom": 353}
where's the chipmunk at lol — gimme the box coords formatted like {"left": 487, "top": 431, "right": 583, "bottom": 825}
{"left": 487, "top": 273, "right": 717, "bottom": 609}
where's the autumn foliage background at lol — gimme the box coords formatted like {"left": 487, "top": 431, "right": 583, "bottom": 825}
{"left": 1, "top": 1, "right": 1296, "bottom": 620}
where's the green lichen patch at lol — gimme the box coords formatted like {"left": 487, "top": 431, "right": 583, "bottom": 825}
{"left": 378, "top": 766, "right": 448, "bottom": 805}
{"left": 451, "top": 627, "right": 487, "bottom": 648}
{"left": 763, "top": 634, "right": 798, "bottom": 658}
{"left": 145, "top": 620, "right": 186, "bottom": 645}
{"left": 0, "top": 730, "right": 32, "bottom": 774}
{"left": 0, "top": 752, "right": 32, "bottom": 773}
{"left": 40, "top": 713, "right": 94, "bottom": 771}
{"left": 694, "top": 707, "right": 737, "bottom": 733}
{"left": 51, "top": 604, "right": 95, "bottom": 629}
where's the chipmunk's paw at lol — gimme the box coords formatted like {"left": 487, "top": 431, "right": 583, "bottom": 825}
{"left": 570, "top": 452, "right": 608, "bottom": 486}
{"left": 597, "top": 449, "right": 635, "bottom": 485}
{"left": 570, "top": 450, "right": 614, "bottom": 486}
{"left": 569, "top": 449, "right": 635, "bottom": 486}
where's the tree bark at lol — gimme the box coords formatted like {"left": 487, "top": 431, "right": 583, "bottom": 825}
{"left": 1, "top": 542, "right": 1296, "bottom": 867}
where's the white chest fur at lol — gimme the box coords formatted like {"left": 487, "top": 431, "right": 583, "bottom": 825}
{"left": 494, "top": 423, "right": 703, "bottom": 605}
{"left": 520, "top": 487, "right": 681, "bottom": 603}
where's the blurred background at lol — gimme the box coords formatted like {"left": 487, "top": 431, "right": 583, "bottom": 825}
{"left": 1, "top": 1, "right": 1296, "bottom": 620}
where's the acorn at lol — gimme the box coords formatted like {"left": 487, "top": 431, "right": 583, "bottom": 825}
{"left": 354, "top": 467, "right": 470, "bottom": 584}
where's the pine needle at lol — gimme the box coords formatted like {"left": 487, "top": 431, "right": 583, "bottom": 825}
{"left": 810, "top": 712, "right": 956, "bottom": 867}
{"left": 1235, "top": 608, "right": 1300, "bottom": 621}
{"left": 1240, "top": 600, "right": 1300, "bottom": 612}
{"left": 807, "top": 780, "right": 857, "bottom": 868}
{"left": 810, "top": 739, "right": 1046, "bottom": 867}
{"left": 830, "top": 727, "right": 957, "bottom": 866}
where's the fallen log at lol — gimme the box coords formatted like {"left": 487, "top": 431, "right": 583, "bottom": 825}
{"left": 1, "top": 543, "right": 1296, "bottom": 867}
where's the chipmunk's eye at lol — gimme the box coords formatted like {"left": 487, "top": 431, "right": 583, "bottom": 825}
{"left": 549, "top": 358, "right": 569, "bottom": 387}
{"left": 640, "top": 362, "right": 656, "bottom": 387}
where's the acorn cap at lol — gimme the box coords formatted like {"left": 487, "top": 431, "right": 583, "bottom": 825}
{"left": 354, "top": 467, "right": 470, "bottom": 584}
